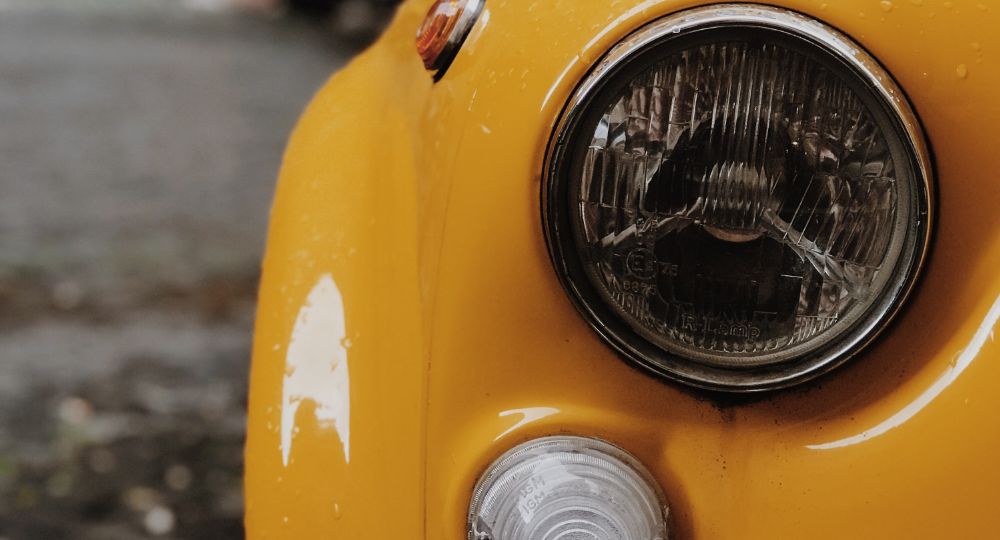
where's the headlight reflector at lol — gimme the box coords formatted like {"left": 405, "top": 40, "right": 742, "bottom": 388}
{"left": 544, "top": 5, "right": 932, "bottom": 391}
{"left": 468, "top": 436, "right": 669, "bottom": 540}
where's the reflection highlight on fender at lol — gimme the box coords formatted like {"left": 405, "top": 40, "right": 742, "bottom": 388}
{"left": 808, "top": 292, "right": 1000, "bottom": 451}
{"left": 495, "top": 407, "right": 560, "bottom": 441}
{"left": 280, "top": 274, "right": 351, "bottom": 466}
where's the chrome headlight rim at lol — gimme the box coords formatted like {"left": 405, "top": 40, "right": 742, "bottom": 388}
{"left": 542, "top": 4, "right": 933, "bottom": 393}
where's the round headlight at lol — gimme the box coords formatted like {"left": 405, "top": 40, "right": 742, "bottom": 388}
{"left": 543, "top": 5, "right": 932, "bottom": 391}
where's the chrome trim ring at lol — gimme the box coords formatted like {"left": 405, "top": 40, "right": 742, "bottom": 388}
{"left": 542, "top": 4, "right": 934, "bottom": 392}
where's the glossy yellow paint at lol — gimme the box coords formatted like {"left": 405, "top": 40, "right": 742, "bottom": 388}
{"left": 246, "top": 0, "right": 1000, "bottom": 538}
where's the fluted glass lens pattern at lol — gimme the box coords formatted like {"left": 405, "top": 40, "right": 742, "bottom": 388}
{"left": 570, "top": 41, "right": 910, "bottom": 367}
{"left": 468, "top": 437, "right": 668, "bottom": 540}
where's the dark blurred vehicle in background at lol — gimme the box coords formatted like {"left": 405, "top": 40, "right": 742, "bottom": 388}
{"left": 288, "top": 0, "right": 399, "bottom": 16}
{"left": 285, "top": 0, "right": 402, "bottom": 43}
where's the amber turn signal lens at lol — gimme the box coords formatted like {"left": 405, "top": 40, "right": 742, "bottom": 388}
{"left": 415, "top": 0, "right": 483, "bottom": 80}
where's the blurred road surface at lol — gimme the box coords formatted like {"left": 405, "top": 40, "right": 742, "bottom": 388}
{"left": 0, "top": 1, "right": 349, "bottom": 538}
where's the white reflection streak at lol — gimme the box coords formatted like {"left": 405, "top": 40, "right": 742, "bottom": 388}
{"left": 808, "top": 293, "right": 1000, "bottom": 451}
{"left": 280, "top": 274, "right": 350, "bottom": 466}
{"left": 496, "top": 407, "right": 560, "bottom": 441}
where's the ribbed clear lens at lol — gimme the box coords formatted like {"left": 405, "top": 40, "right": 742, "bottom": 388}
{"left": 563, "top": 35, "right": 922, "bottom": 373}
{"left": 468, "top": 437, "right": 668, "bottom": 540}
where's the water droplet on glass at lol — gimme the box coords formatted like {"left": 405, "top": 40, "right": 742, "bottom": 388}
{"left": 956, "top": 64, "right": 968, "bottom": 79}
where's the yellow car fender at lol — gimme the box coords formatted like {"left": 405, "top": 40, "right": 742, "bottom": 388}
{"left": 247, "top": 1, "right": 1000, "bottom": 538}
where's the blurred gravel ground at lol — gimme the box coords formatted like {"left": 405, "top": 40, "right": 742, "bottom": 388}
{"left": 0, "top": 1, "right": 356, "bottom": 538}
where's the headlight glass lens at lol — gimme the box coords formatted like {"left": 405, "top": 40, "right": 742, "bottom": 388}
{"left": 546, "top": 7, "right": 931, "bottom": 390}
